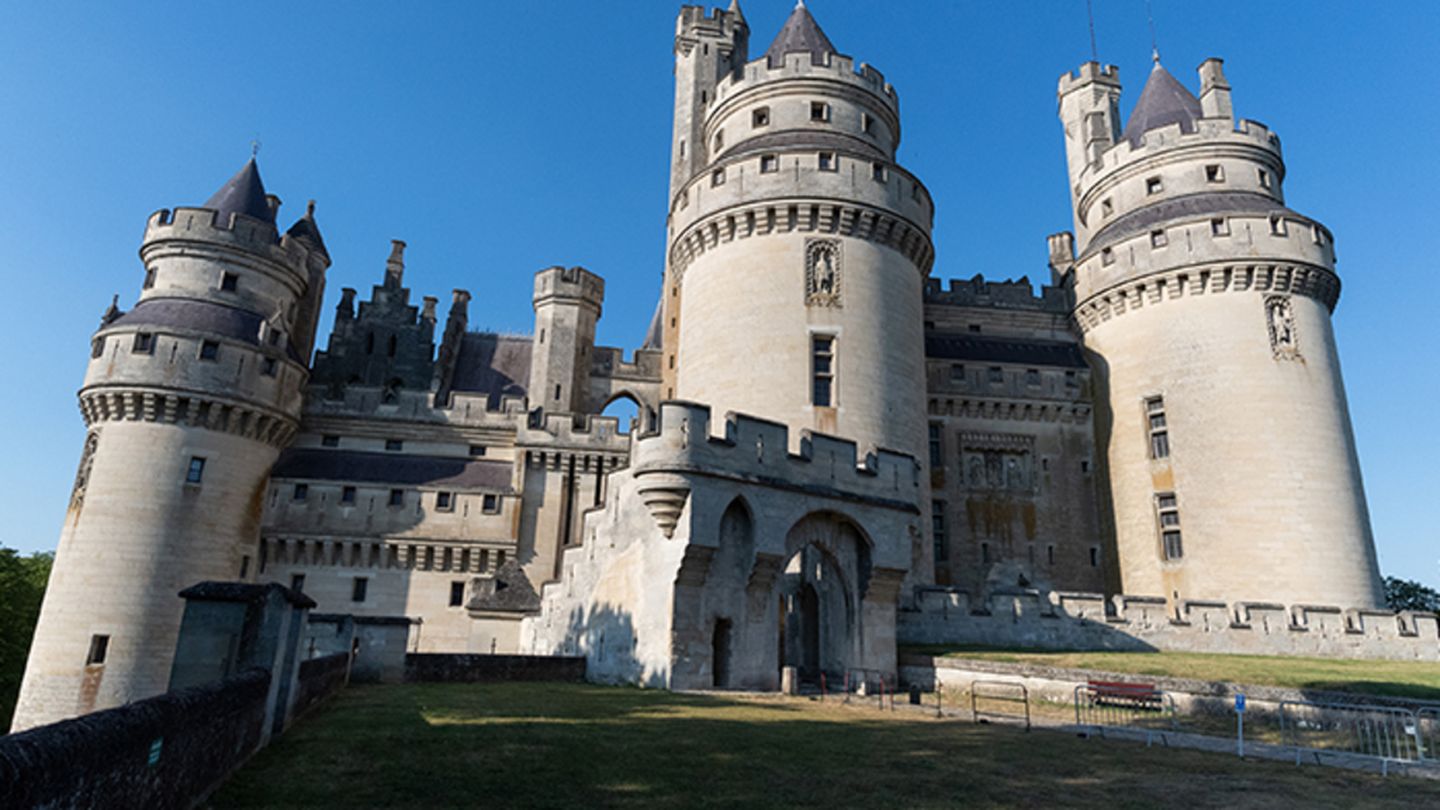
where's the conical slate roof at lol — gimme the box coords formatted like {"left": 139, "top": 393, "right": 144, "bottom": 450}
{"left": 765, "top": 1, "right": 836, "bottom": 67}
{"left": 1121, "top": 62, "right": 1203, "bottom": 146}
{"left": 203, "top": 158, "right": 275, "bottom": 224}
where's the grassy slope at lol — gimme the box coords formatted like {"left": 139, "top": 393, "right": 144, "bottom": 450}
{"left": 211, "top": 683, "right": 1438, "bottom": 809}
{"left": 903, "top": 646, "right": 1440, "bottom": 702}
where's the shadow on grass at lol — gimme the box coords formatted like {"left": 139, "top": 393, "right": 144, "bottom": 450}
{"left": 210, "top": 683, "right": 1440, "bottom": 810}
{"left": 1298, "top": 681, "right": 1440, "bottom": 704}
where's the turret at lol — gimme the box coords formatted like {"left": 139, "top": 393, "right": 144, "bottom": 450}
{"left": 669, "top": 2, "right": 749, "bottom": 204}
{"left": 1056, "top": 58, "right": 1383, "bottom": 609}
{"left": 528, "top": 266, "right": 603, "bottom": 414}
{"left": 13, "top": 158, "right": 328, "bottom": 731}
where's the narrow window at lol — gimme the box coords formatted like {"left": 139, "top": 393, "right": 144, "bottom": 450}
{"left": 261, "top": 357, "right": 278, "bottom": 377}
{"left": 1150, "top": 229, "right": 1168, "bottom": 248}
{"left": 388, "top": 488, "right": 405, "bottom": 507}
{"left": 1101, "top": 247, "right": 1115, "bottom": 265}
{"left": 810, "top": 101, "right": 829, "bottom": 122}
{"left": 1047, "top": 545, "right": 1055, "bottom": 565}
{"left": 293, "top": 483, "right": 308, "bottom": 501}
{"left": 341, "top": 486, "right": 357, "bottom": 504}
{"left": 385, "top": 439, "right": 403, "bottom": 452}
{"left": 482, "top": 494, "right": 500, "bottom": 514}
{"left": 928, "top": 423, "right": 943, "bottom": 467}
{"left": 1025, "top": 369, "right": 1040, "bottom": 387}
{"left": 468, "top": 444, "right": 486, "bottom": 457}
{"left": 387, "top": 334, "right": 397, "bottom": 357}
{"left": 554, "top": 384, "right": 562, "bottom": 401}
{"left": 91, "top": 338, "right": 105, "bottom": 359}
{"left": 1269, "top": 214, "right": 1287, "bottom": 236}
{"left": 752, "top": 107, "right": 769, "bottom": 127}
{"left": 1146, "top": 396, "right": 1170, "bottom": 459}
{"left": 497, "top": 550, "right": 507, "bottom": 567}
{"left": 949, "top": 364, "right": 965, "bottom": 382}
{"left": 352, "top": 577, "right": 368, "bottom": 602}
{"left": 987, "top": 366, "right": 1003, "bottom": 384}
{"left": 220, "top": 271, "right": 239, "bottom": 292}
{"left": 132, "top": 332, "right": 155, "bottom": 354}
{"left": 291, "top": 573, "right": 306, "bottom": 592}
{"left": 713, "top": 130, "right": 724, "bottom": 151}
{"left": 760, "top": 154, "right": 778, "bottom": 173}
{"left": 321, "top": 435, "right": 340, "bottom": 448}
{"left": 365, "top": 332, "right": 375, "bottom": 355}
{"left": 871, "top": 162, "right": 886, "bottom": 182}
{"left": 1205, "top": 164, "right": 1224, "bottom": 183}
{"left": 931, "top": 501, "right": 948, "bottom": 563}
{"left": 1258, "top": 168, "right": 1271, "bottom": 189}
{"left": 861, "top": 112, "right": 874, "bottom": 134}
{"left": 1146, "top": 176, "right": 1163, "bottom": 195}
{"left": 436, "top": 491, "right": 454, "bottom": 512}
{"left": 450, "top": 581, "right": 465, "bottom": 607}
{"left": 1210, "top": 217, "right": 1230, "bottom": 236}
{"left": 811, "top": 335, "right": 835, "bottom": 407}
{"left": 967, "top": 324, "right": 981, "bottom": 334}
{"left": 239, "top": 555, "right": 250, "bottom": 579}
{"left": 479, "top": 549, "right": 491, "bottom": 572}
{"left": 199, "top": 340, "right": 219, "bottom": 361}
{"left": 1156, "top": 493, "right": 1184, "bottom": 560}
{"left": 186, "top": 456, "right": 205, "bottom": 484}
{"left": 1101, "top": 198, "right": 1113, "bottom": 217}
{"left": 1089, "top": 547, "right": 1099, "bottom": 567}
{"left": 1081, "top": 459, "right": 1090, "bottom": 474}
{"left": 981, "top": 543, "right": 991, "bottom": 564}
{"left": 143, "top": 267, "right": 157, "bottom": 289}
{"left": 818, "top": 152, "right": 836, "bottom": 171}
{"left": 711, "top": 168, "right": 726, "bottom": 187}
{"left": 86, "top": 634, "right": 109, "bottom": 665}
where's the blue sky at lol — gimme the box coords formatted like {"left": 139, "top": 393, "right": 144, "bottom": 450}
{"left": 0, "top": 1, "right": 1435, "bottom": 589}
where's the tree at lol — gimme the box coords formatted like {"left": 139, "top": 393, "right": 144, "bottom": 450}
{"left": 1383, "top": 575, "right": 1440, "bottom": 613}
{"left": 0, "top": 547, "right": 53, "bottom": 731}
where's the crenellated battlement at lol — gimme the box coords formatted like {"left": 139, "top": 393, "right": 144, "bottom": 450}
{"left": 1077, "top": 118, "right": 1282, "bottom": 194}
{"left": 924, "top": 274, "right": 1070, "bottom": 312}
{"left": 590, "top": 346, "right": 663, "bottom": 381}
{"left": 532, "top": 265, "right": 604, "bottom": 308}
{"left": 519, "top": 411, "right": 633, "bottom": 453}
{"left": 1057, "top": 62, "right": 1120, "bottom": 96}
{"left": 629, "top": 401, "right": 920, "bottom": 506}
{"left": 716, "top": 51, "right": 898, "bottom": 116}
{"left": 901, "top": 588, "right": 1439, "bottom": 662}
{"left": 143, "top": 207, "right": 316, "bottom": 270}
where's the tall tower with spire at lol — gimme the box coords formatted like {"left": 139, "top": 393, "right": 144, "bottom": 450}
{"left": 1055, "top": 58, "right": 1384, "bottom": 608}
{"left": 662, "top": 1, "right": 936, "bottom": 577}
{"left": 12, "top": 160, "right": 330, "bottom": 731}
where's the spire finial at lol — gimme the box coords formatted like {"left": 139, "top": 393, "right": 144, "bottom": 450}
{"left": 250, "top": 137, "right": 261, "bottom": 159}
{"left": 306, "top": 199, "right": 316, "bottom": 218}
{"left": 1146, "top": 0, "right": 1160, "bottom": 63}
{"left": 796, "top": 0, "right": 805, "bottom": 8}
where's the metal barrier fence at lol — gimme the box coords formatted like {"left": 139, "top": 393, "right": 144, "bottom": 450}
{"left": 1073, "top": 684, "right": 1177, "bottom": 742}
{"left": 1420, "top": 708, "right": 1438, "bottom": 762}
{"left": 970, "top": 680, "right": 1030, "bottom": 730}
{"left": 1277, "top": 700, "right": 1423, "bottom": 771}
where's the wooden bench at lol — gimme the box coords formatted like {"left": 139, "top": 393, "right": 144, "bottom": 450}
{"left": 1088, "top": 680, "right": 1164, "bottom": 710}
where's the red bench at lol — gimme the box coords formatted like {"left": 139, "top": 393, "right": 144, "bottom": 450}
{"left": 1088, "top": 680, "right": 1164, "bottom": 710}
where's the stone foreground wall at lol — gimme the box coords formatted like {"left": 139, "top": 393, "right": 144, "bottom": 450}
{"left": 404, "top": 653, "right": 586, "bottom": 683}
{"left": 899, "top": 589, "right": 1440, "bottom": 662}
{"left": 0, "top": 669, "right": 272, "bottom": 809}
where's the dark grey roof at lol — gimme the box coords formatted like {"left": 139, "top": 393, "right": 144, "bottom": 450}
{"left": 468, "top": 558, "right": 541, "bottom": 613}
{"left": 641, "top": 296, "right": 663, "bottom": 351}
{"left": 271, "top": 448, "right": 514, "bottom": 491}
{"left": 926, "top": 334, "right": 1087, "bottom": 369}
{"left": 1121, "top": 62, "right": 1203, "bottom": 146}
{"left": 1087, "top": 191, "right": 1298, "bottom": 256}
{"left": 178, "top": 581, "right": 315, "bottom": 609}
{"left": 285, "top": 201, "right": 328, "bottom": 259}
{"left": 765, "top": 2, "right": 836, "bottom": 67}
{"left": 450, "top": 333, "right": 531, "bottom": 407}
{"left": 109, "top": 297, "right": 301, "bottom": 362}
{"left": 203, "top": 159, "right": 275, "bottom": 225}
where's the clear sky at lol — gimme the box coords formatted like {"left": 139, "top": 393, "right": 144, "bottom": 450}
{"left": 0, "top": 1, "right": 1435, "bottom": 589}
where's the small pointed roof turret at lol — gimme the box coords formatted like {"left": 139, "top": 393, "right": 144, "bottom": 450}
{"left": 202, "top": 158, "right": 275, "bottom": 225}
{"left": 285, "top": 199, "right": 329, "bottom": 259}
{"left": 1120, "top": 60, "right": 1203, "bottom": 146}
{"left": 765, "top": 0, "right": 836, "bottom": 67}
{"left": 728, "top": 0, "right": 745, "bottom": 22}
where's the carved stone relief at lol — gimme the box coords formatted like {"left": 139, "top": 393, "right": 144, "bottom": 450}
{"left": 958, "top": 432, "right": 1036, "bottom": 494}
{"left": 1265, "top": 294, "right": 1300, "bottom": 360}
{"left": 805, "top": 238, "right": 842, "bottom": 307}
{"left": 70, "top": 431, "right": 99, "bottom": 509}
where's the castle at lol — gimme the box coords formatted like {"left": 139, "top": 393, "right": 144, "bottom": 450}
{"left": 12, "top": 2, "right": 1387, "bottom": 730}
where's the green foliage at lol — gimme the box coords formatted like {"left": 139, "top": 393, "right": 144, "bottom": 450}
{"left": 0, "top": 546, "right": 53, "bottom": 731}
{"left": 1383, "top": 575, "right": 1440, "bottom": 613}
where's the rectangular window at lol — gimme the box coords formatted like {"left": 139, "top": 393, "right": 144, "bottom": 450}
{"left": 871, "top": 162, "right": 886, "bottom": 182}
{"left": 981, "top": 542, "right": 991, "bottom": 564}
{"left": 482, "top": 494, "right": 500, "bottom": 514}
{"left": 199, "top": 340, "right": 220, "bottom": 361}
{"left": 949, "top": 364, "right": 965, "bottom": 382}
{"left": 1101, "top": 247, "right": 1115, "bottom": 265}
{"left": 1210, "top": 217, "right": 1230, "bottom": 236}
{"left": 261, "top": 357, "right": 278, "bottom": 377}
{"left": 1258, "top": 168, "right": 1271, "bottom": 189}
{"left": 1025, "top": 369, "right": 1040, "bottom": 387}
{"left": 810, "top": 101, "right": 829, "bottom": 121}
{"left": 132, "top": 332, "right": 155, "bottom": 354}
{"left": 1157, "top": 493, "right": 1184, "bottom": 560}
{"left": 388, "top": 489, "right": 405, "bottom": 507}
{"left": 468, "top": 444, "right": 486, "bottom": 456}
{"left": 186, "top": 456, "right": 205, "bottom": 484}
{"left": 1150, "top": 229, "right": 1168, "bottom": 247}
{"left": 91, "top": 338, "right": 105, "bottom": 358}
{"left": 818, "top": 152, "right": 836, "bottom": 171}
{"left": 1065, "top": 370, "right": 1078, "bottom": 387}
{"left": 1089, "top": 547, "right": 1099, "bottom": 567}
{"left": 436, "top": 491, "right": 454, "bottom": 512}
{"left": 86, "top": 634, "right": 109, "bottom": 665}
{"left": 239, "top": 555, "right": 250, "bottom": 579}
{"left": 385, "top": 439, "right": 403, "bottom": 452}
{"left": 321, "top": 435, "right": 340, "bottom": 448}
{"left": 711, "top": 168, "right": 725, "bottom": 187}
{"left": 220, "top": 271, "right": 239, "bottom": 292}
{"left": 352, "top": 577, "right": 368, "bottom": 602}
{"left": 143, "top": 267, "right": 157, "bottom": 289}
{"left": 341, "top": 486, "right": 356, "bottom": 504}
{"left": 987, "top": 366, "right": 1004, "bottom": 384}
{"left": 1101, "top": 198, "right": 1114, "bottom": 216}
{"left": 760, "top": 154, "right": 778, "bottom": 173}
{"left": 1146, "top": 176, "right": 1163, "bottom": 195}
{"left": 811, "top": 335, "right": 835, "bottom": 407}
{"left": 713, "top": 130, "right": 723, "bottom": 151}
{"left": 1047, "top": 545, "right": 1055, "bottom": 565}
{"left": 450, "top": 581, "right": 465, "bottom": 607}
{"left": 1205, "top": 164, "right": 1224, "bottom": 183}
{"left": 752, "top": 107, "right": 770, "bottom": 127}
{"left": 293, "top": 483, "right": 308, "bottom": 501}
{"left": 1146, "top": 396, "right": 1170, "bottom": 459}
{"left": 861, "top": 112, "right": 874, "bottom": 134}
{"left": 291, "top": 573, "right": 305, "bottom": 593}
{"left": 928, "top": 423, "right": 943, "bottom": 467}
{"left": 931, "top": 501, "right": 948, "bottom": 563}
{"left": 1162, "top": 531, "right": 1184, "bottom": 560}
{"left": 1269, "top": 214, "right": 1287, "bottom": 236}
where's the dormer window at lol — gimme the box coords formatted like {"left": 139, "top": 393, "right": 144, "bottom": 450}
{"left": 752, "top": 107, "right": 770, "bottom": 128}
{"left": 1146, "top": 176, "right": 1163, "bottom": 195}
{"left": 1205, "top": 164, "right": 1224, "bottom": 183}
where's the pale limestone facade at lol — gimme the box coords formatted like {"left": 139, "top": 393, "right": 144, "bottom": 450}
{"left": 15, "top": 4, "right": 1396, "bottom": 731}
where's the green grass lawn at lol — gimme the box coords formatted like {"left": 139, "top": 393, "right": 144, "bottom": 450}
{"left": 903, "top": 646, "right": 1440, "bottom": 702}
{"left": 210, "top": 683, "right": 1439, "bottom": 809}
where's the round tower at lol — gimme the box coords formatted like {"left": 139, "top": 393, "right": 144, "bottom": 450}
{"left": 1056, "top": 58, "right": 1383, "bottom": 608}
{"left": 12, "top": 159, "right": 330, "bottom": 731}
{"left": 664, "top": 2, "right": 935, "bottom": 472}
